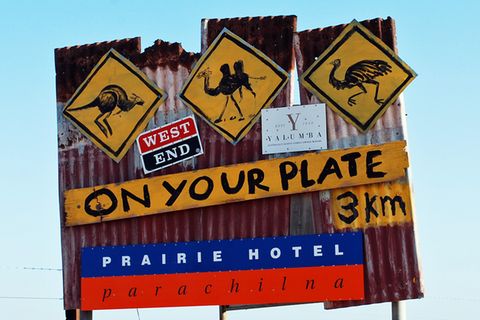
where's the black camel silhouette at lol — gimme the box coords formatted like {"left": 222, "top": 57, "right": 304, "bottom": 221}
{"left": 197, "top": 60, "right": 265, "bottom": 123}
{"left": 329, "top": 59, "right": 392, "bottom": 106}
{"left": 69, "top": 85, "right": 144, "bottom": 137}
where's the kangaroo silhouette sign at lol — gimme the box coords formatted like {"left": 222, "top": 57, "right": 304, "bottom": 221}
{"left": 301, "top": 20, "right": 416, "bottom": 132}
{"left": 179, "top": 28, "right": 289, "bottom": 144}
{"left": 63, "top": 49, "right": 167, "bottom": 162}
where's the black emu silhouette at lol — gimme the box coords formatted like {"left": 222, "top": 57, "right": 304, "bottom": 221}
{"left": 197, "top": 60, "right": 265, "bottom": 123}
{"left": 329, "top": 59, "right": 392, "bottom": 106}
{"left": 69, "top": 85, "right": 144, "bottom": 137}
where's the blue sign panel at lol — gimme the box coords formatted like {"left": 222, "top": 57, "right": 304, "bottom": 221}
{"left": 81, "top": 232, "right": 363, "bottom": 277}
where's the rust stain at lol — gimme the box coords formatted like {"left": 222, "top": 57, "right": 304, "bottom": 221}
{"left": 57, "top": 15, "right": 297, "bottom": 310}
{"left": 295, "top": 17, "right": 423, "bottom": 309}
{"left": 136, "top": 40, "right": 201, "bottom": 71}
{"left": 55, "top": 38, "right": 141, "bottom": 103}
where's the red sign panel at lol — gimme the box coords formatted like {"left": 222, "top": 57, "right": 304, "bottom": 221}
{"left": 82, "top": 266, "right": 363, "bottom": 310}
{"left": 81, "top": 233, "right": 364, "bottom": 310}
{"left": 137, "top": 116, "right": 198, "bottom": 153}
{"left": 136, "top": 116, "right": 203, "bottom": 174}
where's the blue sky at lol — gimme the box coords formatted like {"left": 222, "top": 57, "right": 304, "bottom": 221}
{"left": 0, "top": 0, "right": 478, "bottom": 319}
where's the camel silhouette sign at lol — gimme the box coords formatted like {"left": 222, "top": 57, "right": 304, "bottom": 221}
{"left": 179, "top": 28, "right": 289, "bottom": 144}
{"left": 301, "top": 20, "right": 416, "bottom": 132}
{"left": 63, "top": 49, "right": 167, "bottom": 162}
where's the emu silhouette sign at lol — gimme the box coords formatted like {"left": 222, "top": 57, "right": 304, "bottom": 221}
{"left": 179, "top": 28, "right": 289, "bottom": 144}
{"left": 63, "top": 49, "right": 167, "bottom": 162}
{"left": 301, "top": 20, "right": 416, "bottom": 132}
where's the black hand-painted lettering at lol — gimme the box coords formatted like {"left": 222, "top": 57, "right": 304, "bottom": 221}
{"left": 84, "top": 188, "right": 117, "bottom": 217}
{"left": 366, "top": 150, "right": 386, "bottom": 178}
{"left": 220, "top": 171, "right": 245, "bottom": 194}
{"left": 163, "top": 180, "right": 187, "bottom": 206}
{"left": 279, "top": 161, "right": 298, "bottom": 190}
{"left": 340, "top": 152, "right": 361, "bottom": 177}
{"left": 381, "top": 195, "right": 407, "bottom": 216}
{"left": 365, "top": 193, "right": 378, "bottom": 223}
{"left": 121, "top": 185, "right": 150, "bottom": 212}
{"left": 189, "top": 176, "right": 214, "bottom": 200}
{"left": 317, "top": 157, "right": 343, "bottom": 184}
{"left": 247, "top": 169, "right": 269, "bottom": 194}
{"left": 336, "top": 191, "right": 359, "bottom": 224}
{"left": 300, "top": 160, "right": 315, "bottom": 188}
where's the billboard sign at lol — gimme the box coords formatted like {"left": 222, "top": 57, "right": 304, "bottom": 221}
{"left": 261, "top": 104, "right": 327, "bottom": 154}
{"left": 56, "top": 16, "right": 422, "bottom": 313}
{"left": 136, "top": 116, "right": 203, "bottom": 174}
{"left": 81, "top": 232, "right": 364, "bottom": 310}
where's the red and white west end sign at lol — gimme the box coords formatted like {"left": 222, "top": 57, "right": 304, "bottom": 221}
{"left": 136, "top": 116, "right": 203, "bottom": 174}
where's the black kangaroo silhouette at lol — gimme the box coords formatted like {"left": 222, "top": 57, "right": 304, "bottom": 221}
{"left": 69, "top": 85, "right": 144, "bottom": 137}
{"left": 329, "top": 59, "right": 392, "bottom": 106}
{"left": 197, "top": 60, "right": 265, "bottom": 123}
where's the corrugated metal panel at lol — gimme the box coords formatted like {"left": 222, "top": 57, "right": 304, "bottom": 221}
{"left": 195, "top": 15, "right": 297, "bottom": 240}
{"left": 294, "top": 17, "right": 423, "bottom": 308}
{"left": 56, "top": 15, "right": 297, "bottom": 310}
{"left": 56, "top": 39, "right": 202, "bottom": 310}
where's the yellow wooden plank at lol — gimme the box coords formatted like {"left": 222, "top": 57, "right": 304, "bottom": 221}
{"left": 64, "top": 140, "right": 408, "bottom": 226}
{"left": 331, "top": 180, "right": 413, "bottom": 229}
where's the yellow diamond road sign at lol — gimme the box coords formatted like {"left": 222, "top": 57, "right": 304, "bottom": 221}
{"left": 301, "top": 20, "right": 416, "bottom": 132}
{"left": 63, "top": 49, "right": 167, "bottom": 162}
{"left": 179, "top": 28, "right": 289, "bottom": 144}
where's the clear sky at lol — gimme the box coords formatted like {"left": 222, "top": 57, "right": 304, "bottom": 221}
{"left": 0, "top": 0, "right": 478, "bottom": 319}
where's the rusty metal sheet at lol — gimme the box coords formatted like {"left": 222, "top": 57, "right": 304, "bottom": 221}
{"left": 294, "top": 16, "right": 423, "bottom": 308}
{"left": 57, "top": 39, "right": 201, "bottom": 310}
{"left": 57, "top": 15, "right": 297, "bottom": 310}
{"left": 194, "top": 14, "right": 296, "bottom": 255}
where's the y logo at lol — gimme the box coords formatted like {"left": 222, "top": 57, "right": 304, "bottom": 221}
{"left": 286, "top": 113, "right": 300, "bottom": 131}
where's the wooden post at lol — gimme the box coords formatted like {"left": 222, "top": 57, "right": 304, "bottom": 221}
{"left": 65, "top": 310, "right": 92, "bottom": 320}
{"left": 219, "top": 305, "right": 227, "bottom": 320}
{"left": 392, "top": 301, "right": 406, "bottom": 320}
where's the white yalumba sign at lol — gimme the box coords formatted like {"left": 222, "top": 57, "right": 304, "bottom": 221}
{"left": 261, "top": 104, "right": 327, "bottom": 154}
